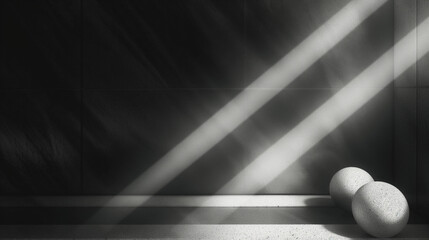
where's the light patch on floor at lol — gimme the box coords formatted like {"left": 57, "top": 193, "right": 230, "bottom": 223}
{"left": 0, "top": 224, "right": 428, "bottom": 239}
{"left": 0, "top": 195, "right": 332, "bottom": 207}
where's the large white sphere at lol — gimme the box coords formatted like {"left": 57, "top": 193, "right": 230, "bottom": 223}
{"left": 352, "top": 181, "right": 409, "bottom": 238}
{"left": 329, "top": 167, "right": 373, "bottom": 211}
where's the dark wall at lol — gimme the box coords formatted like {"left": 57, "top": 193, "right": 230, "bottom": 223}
{"left": 0, "top": 0, "right": 402, "bottom": 195}
{"left": 393, "top": 0, "right": 429, "bottom": 218}
{"left": 1, "top": 0, "right": 82, "bottom": 194}
{"left": 416, "top": 0, "right": 429, "bottom": 220}
{"left": 394, "top": 0, "right": 418, "bottom": 208}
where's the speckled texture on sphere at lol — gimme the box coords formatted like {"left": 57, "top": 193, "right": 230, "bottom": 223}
{"left": 352, "top": 181, "right": 409, "bottom": 238}
{"left": 329, "top": 167, "right": 374, "bottom": 211}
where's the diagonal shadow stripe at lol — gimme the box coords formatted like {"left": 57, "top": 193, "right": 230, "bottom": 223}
{"left": 84, "top": 0, "right": 388, "bottom": 225}
{"left": 121, "top": 0, "right": 388, "bottom": 195}
{"left": 181, "top": 14, "right": 429, "bottom": 224}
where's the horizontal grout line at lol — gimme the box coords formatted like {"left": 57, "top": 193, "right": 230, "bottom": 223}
{"left": 0, "top": 89, "right": 81, "bottom": 91}
{"left": 82, "top": 87, "right": 395, "bottom": 91}
{"left": 0, "top": 195, "right": 333, "bottom": 208}
{"left": 0, "top": 87, "right": 403, "bottom": 92}
{"left": 394, "top": 86, "right": 429, "bottom": 88}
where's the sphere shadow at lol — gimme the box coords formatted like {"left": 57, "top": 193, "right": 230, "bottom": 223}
{"left": 303, "top": 197, "right": 369, "bottom": 238}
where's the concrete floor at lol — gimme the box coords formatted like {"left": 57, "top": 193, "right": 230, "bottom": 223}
{"left": 0, "top": 196, "right": 427, "bottom": 239}
{"left": 0, "top": 224, "right": 429, "bottom": 239}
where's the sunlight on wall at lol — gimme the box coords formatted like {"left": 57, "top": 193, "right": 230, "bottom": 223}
{"left": 85, "top": 0, "right": 388, "bottom": 224}
{"left": 181, "top": 15, "right": 429, "bottom": 224}
{"left": 122, "top": 0, "right": 387, "bottom": 195}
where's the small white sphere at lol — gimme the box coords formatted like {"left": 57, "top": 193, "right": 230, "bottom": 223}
{"left": 352, "top": 181, "right": 409, "bottom": 238}
{"left": 329, "top": 167, "right": 374, "bottom": 211}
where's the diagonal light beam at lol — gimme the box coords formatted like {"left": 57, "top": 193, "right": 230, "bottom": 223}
{"left": 122, "top": 0, "right": 387, "bottom": 195}
{"left": 219, "top": 15, "right": 429, "bottom": 194}
{"left": 180, "top": 15, "right": 429, "bottom": 224}
{"left": 85, "top": 0, "right": 388, "bottom": 225}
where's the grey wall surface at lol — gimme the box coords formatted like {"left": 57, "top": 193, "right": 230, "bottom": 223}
{"left": 0, "top": 0, "right": 419, "bottom": 196}
{"left": 394, "top": 0, "right": 418, "bottom": 208}
{"left": 393, "top": 0, "right": 429, "bottom": 218}
{"left": 416, "top": 0, "right": 429, "bottom": 220}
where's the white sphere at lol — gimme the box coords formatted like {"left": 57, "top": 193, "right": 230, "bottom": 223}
{"left": 352, "top": 181, "right": 409, "bottom": 238}
{"left": 329, "top": 167, "right": 374, "bottom": 211}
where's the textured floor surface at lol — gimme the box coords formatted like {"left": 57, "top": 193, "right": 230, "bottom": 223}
{"left": 0, "top": 224, "right": 429, "bottom": 239}
{"left": 0, "top": 196, "right": 427, "bottom": 238}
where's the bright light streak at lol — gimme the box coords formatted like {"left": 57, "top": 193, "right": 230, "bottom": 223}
{"left": 0, "top": 195, "right": 332, "bottom": 207}
{"left": 179, "top": 16, "right": 429, "bottom": 224}
{"left": 85, "top": 0, "right": 388, "bottom": 224}
{"left": 122, "top": 0, "right": 387, "bottom": 195}
{"left": 220, "top": 16, "right": 429, "bottom": 194}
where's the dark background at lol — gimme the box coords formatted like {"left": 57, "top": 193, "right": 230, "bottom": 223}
{"left": 0, "top": 0, "right": 428, "bottom": 218}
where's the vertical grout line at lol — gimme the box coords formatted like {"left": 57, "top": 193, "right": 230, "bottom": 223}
{"left": 80, "top": 0, "right": 84, "bottom": 194}
{"left": 392, "top": 0, "right": 396, "bottom": 186}
{"left": 243, "top": 0, "right": 247, "bottom": 87}
{"left": 414, "top": 0, "right": 420, "bottom": 209}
